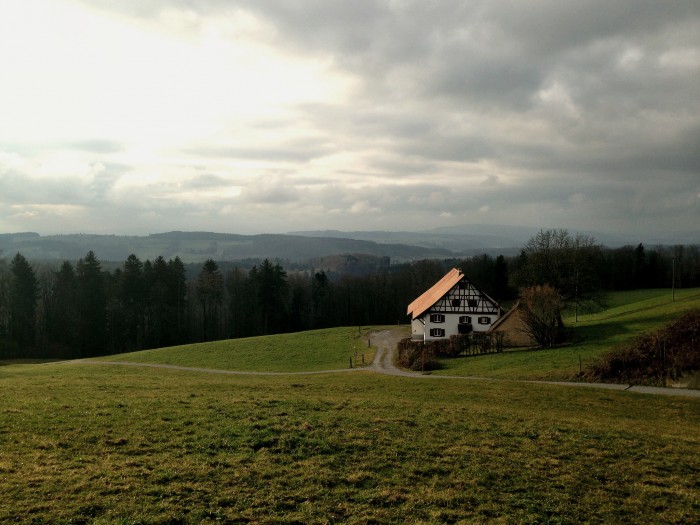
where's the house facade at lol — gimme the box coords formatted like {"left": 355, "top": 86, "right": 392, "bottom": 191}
{"left": 407, "top": 268, "right": 501, "bottom": 342}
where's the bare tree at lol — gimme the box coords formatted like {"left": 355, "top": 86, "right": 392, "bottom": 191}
{"left": 519, "top": 285, "right": 563, "bottom": 348}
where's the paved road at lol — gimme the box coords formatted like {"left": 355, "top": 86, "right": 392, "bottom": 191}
{"left": 69, "top": 328, "right": 700, "bottom": 399}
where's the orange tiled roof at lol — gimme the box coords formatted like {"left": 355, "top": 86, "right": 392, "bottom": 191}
{"left": 406, "top": 267, "right": 464, "bottom": 320}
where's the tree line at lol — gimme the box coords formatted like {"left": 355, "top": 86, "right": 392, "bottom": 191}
{"left": 1, "top": 231, "right": 698, "bottom": 359}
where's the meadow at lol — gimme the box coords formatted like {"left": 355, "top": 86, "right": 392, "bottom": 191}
{"left": 432, "top": 288, "right": 700, "bottom": 380}
{"left": 1, "top": 289, "right": 699, "bottom": 524}
{"left": 93, "top": 327, "right": 374, "bottom": 373}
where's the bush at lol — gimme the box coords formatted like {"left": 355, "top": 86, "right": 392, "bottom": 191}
{"left": 396, "top": 338, "right": 436, "bottom": 371}
{"left": 584, "top": 310, "right": 700, "bottom": 386}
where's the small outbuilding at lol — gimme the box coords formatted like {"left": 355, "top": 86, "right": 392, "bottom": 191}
{"left": 407, "top": 268, "right": 501, "bottom": 342}
{"left": 488, "top": 301, "right": 533, "bottom": 347}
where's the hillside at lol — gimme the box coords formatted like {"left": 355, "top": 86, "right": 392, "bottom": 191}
{"left": 3, "top": 226, "right": 697, "bottom": 265}
{"left": 2, "top": 330, "right": 698, "bottom": 523}
{"left": 0, "top": 231, "right": 455, "bottom": 263}
{"left": 86, "top": 288, "right": 700, "bottom": 385}
{"left": 583, "top": 309, "right": 700, "bottom": 387}
{"left": 432, "top": 288, "right": 700, "bottom": 381}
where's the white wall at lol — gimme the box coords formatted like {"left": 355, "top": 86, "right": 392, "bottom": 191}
{"left": 423, "top": 313, "right": 496, "bottom": 341}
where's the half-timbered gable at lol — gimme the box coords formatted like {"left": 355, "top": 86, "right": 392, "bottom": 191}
{"left": 407, "top": 268, "right": 501, "bottom": 341}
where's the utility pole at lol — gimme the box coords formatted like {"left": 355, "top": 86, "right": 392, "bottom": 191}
{"left": 575, "top": 268, "right": 579, "bottom": 323}
{"left": 672, "top": 258, "right": 675, "bottom": 303}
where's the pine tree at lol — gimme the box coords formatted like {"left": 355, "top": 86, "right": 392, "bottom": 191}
{"left": 9, "top": 253, "right": 38, "bottom": 353}
{"left": 196, "top": 259, "right": 224, "bottom": 341}
{"left": 75, "top": 251, "right": 107, "bottom": 357}
{"left": 47, "top": 261, "right": 78, "bottom": 354}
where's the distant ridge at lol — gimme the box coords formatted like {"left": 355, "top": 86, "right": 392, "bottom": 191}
{"left": 290, "top": 224, "right": 698, "bottom": 250}
{"left": 0, "top": 231, "right": 457, "bottom": 263}
{"left": 1, "top": 225, "right": 696, "bottom": 264}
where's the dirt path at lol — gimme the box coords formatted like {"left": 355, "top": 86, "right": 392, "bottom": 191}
{"left": 365, "top": 328, "right": 700, "bottom": 398}
{"left": 65, "top": 328, "right": 700, "bottom": 398}
{"left": 368, "top": 328, "right": 416, "bottom": 377}
{"left": 76, "top": 360, "right": 365, "bottom": 376}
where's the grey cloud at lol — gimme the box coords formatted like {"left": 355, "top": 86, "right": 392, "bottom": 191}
{"left": 42, "top": 1, "right": 700, "bottom": 238}
{"left": 68, "top": 140, "right": 125, "bottom": 153}
{"left": 239, "top": 177, "right": 300, "bottom": 205}
{"left": 184, "top": 174, "right": 229, "bottom": 189}
{"left": 184, "top": 141, "right": 334, "bottom": 164}
{"left": 0, "top": 171, "right": 85, "bottom": 206}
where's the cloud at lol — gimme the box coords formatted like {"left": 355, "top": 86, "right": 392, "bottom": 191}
{"left": 0, "top": 1, "right": 697, "bottom": 239}
{"left": 239, "top": 176, "right": 300, "bottom": 205}
{"left": 184, "top": 174, "right": 229, "bottom": 189}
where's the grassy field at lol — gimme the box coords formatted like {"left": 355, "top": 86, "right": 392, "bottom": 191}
{"left": 432, "top": 288, "right": 700, "bottom": 380}
{"left": 1, "top": 362, "right": 699, "bottom": 524}
{"left": 94, "top": 327, "right": 374, "bottom": 373}
{"left": 1, "top": 289, "right": 699, "bottom": 523}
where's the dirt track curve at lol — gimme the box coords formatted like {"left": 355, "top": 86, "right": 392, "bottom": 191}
{"left": 75, "top": 327, "right": 700, "bottom": 398}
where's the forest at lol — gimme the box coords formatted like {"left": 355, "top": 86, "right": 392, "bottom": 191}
{"left": 1, "top": 231, "right": 698, "bottom": 359}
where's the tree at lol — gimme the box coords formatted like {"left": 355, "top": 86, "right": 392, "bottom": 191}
{"left": 493, "top": 255, "right": 513, "bottom": 300}
{"left": 167, "top": 257, "right": 188, "bottom": 345}
{"left": 9, "top": 253, "right": 38, "bottom": 351}
{"left": 519, "top": 285, "right": 564, "bottom": 348}
{"left": 196, "top": 259, "right": 224, "bottom": 341}
{"left": 0, "top": 258, "right": 10, "bottom": 353}
{"left": 46, "top": 261, "right": 78, "bottom": 354}
{"left": 145, "top": 256, "right": 173, "bottom": 349}
{"left": 249, "top": 259, "right": 287, "bottom": 335}
{"left": 121, "top": 254, "right": 145, "bottom": 350}
{"left": 226, "top": 267, "right": 250, "bottom": 338}
{"left": 311, "top": 271, "right": 331, "bottom": 328}
{"left": 517, "top": 229, "right": 603, "bottom": 310}
{"left": 75, "top": 251, "right": 107, "bottom": 356}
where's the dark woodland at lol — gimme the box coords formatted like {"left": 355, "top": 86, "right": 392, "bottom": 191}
{"left": 1, "top": 235, "right": 698, "bottom": 359}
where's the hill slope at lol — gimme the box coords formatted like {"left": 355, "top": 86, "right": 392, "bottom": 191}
{"left": 0, "top": 231, "right": 455, "bottom": 263}
{"left": 584, "top": 309, "right": 700, "bottom": 387}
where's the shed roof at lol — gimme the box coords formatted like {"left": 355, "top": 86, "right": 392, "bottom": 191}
{"left": 406, "top": 267, "right": 464, "bottom": 320}
{"left": 489, "top": 300, "right": 521, "bottom": 332}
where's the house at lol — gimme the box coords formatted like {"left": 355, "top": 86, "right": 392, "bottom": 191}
{"left": 488, "top": 300, "right": 532, "bottom": 347}
{"left": 407, "top": 268, "right": 501, "bottom": 342}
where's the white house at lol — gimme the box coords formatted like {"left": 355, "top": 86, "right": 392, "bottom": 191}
{"left": 407, "top": 268, "right": 501, "bottom": 341}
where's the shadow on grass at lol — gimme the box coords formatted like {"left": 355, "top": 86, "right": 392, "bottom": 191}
{"left": 0, "top": 359, "right": 65, "bottom": 367}
{"left": 572, "top": 308, "right": 689, "bottom": 348}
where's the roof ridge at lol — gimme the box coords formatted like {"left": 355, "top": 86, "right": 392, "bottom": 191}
{"left": 407, "top": 267, "right": 464, "bottom": 320}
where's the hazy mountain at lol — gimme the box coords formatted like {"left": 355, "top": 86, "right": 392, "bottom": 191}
{"left": 291, "top": 224, "right": 697, "bottom": 252}
{"left": 0, "top": 231, "right": 456, "bottom": 263}
{"left": 1, "top": 225, "right": 695, "bottom": 265}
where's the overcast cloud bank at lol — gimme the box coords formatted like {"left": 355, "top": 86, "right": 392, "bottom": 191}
{"left": 0, "top": 1, "right": 698, "bottom": 241}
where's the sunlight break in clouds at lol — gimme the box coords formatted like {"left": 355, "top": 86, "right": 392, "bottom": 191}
{"left": 0, "top": 0, "right": 354, "bottom": 233}
{"left": 0, "top": 1, "right": 699, "bottom": 238}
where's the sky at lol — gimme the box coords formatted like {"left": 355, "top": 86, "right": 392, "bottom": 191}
{"left": 1, "top": 1, "right": 699, "bottom": 240}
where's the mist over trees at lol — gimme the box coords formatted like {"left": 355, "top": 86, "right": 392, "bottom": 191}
{"left": 1, "top": 231, "right": 698, "bottom": 359}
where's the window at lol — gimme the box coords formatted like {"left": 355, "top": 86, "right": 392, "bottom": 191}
{"left": 459, "top": 316, "right": 472, "bottom": 324}
{"left": 451, "top": 299, "right": 461, "bottom": 307}
{"left": 468, "top": 299, "right": 478, "bottom": 308}
{"left": 478, "top": 316, "right": 491, "bottom": 325}
{"left": 430, "top": 328, "right": 445, "bottom": 337}
{"left": 430, "top": 314, "right": 445, "bottom": 323}
{"left": 458, "top": 323, "right": 472, "bottom": 335}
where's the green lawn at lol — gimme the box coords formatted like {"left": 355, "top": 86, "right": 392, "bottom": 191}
{"left": 1, "top": 290, "right": 699, "bottom": 523}
{"left": 1, "top": 362, "right": 698, "bottom": 524}
{"left": 93, "top": 327, "right": 373, "bottom": 373}
{"left": 432, "top": 288, "right": 700, "bottom": 380}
